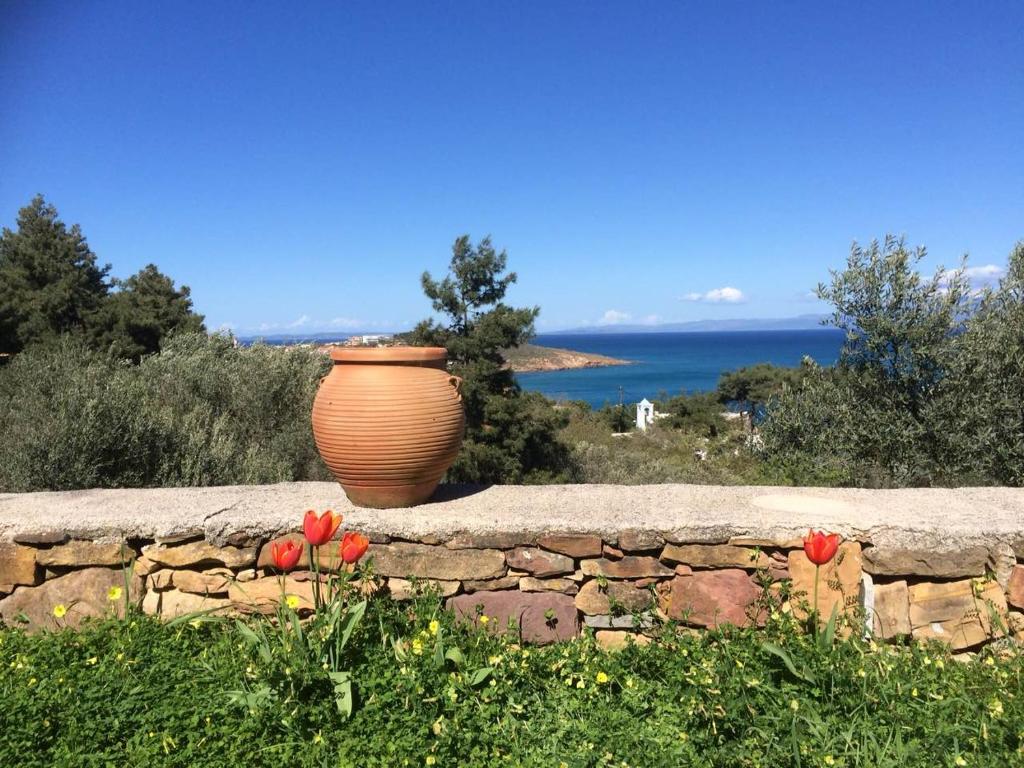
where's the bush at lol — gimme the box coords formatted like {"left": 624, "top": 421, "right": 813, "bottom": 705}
{"left": 0, "top": 333, "right": 331, "bottom": 491}
{"left": 761, "top": 237, "right": 1024, "bottom": 488}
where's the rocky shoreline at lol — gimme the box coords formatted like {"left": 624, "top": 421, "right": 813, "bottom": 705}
{"left": 503, "top": 343, "right": 630, "bottom": 373}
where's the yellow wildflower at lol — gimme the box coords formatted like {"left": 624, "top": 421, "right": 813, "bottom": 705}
{"left": 596, "top": 671, "right": 609, "bottom": 684}
{"left": 790, "top": 699, "right": 800, "bottom": 712}
{"left": 479, "top": 615, "right": 490, "bottom": 625}
{"left": 429, "top": 619, "right": 440, "bottom": 636}
{"left": 425, "top": 757, "right": 436, "bottom": 766}
{"left": 107, "top": 586, "right": 123, "bottom": 601}
{"left": 285, "top": 595, "right": 300, "bottom": 610}
{"left": 954, "top": 757, "right": 967, "bottom": 767}
{"left": 411, "top": 638, "right": 424, "bottom": 656}
{"left": 988, "top": 699, "right": 1004, "bottom": 718}
{"left": 53, "top": 604, "right": 67, "bottom": 619}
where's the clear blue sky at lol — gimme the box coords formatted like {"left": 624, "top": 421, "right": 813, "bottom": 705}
{"left": 2, "top": 1, "right": 1021, "bottom": 334}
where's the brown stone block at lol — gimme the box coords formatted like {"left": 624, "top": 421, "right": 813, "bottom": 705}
{"left": 908, "top": 579, "right": 1007, "bottom": 650}
{"left": 602, "top": 543, "right": 625, "bottom": 560}
{"left": 871, "top": 580, "right": 911, "bottom": 639}
{"left": 580, "top": 557, "right": 674, "bottom": 580}
{"left": 173, "top": 568, "right": 235, "bottom": 595}
{"left": 1007, "top": 565, "right": 1024, "bottom": 610}
{"left": 863, "top": 546, "right": 989, "bottom": 579}
{"left": 537, "top": 534, "right": 603, "bottom": 559}
{"left": 728, "top": 535, "right": 804, "bottom": 549}
{"left": 462, "top": 576, "right": 520, "bottom": 592}
{"left": 158, "top": 589, "right": 232, "bottom": 618}
{"left": 228, "top": 577, "right": 316, "bottom": 614}
{"left": 146, "top": 571, "right": 174, "bottom": 591}
{"left": 617, "top": 529, "right": 663, "bottom": 552}
{"left": 656, "top": 568, "right": 762, "bottom": 628}
{"left": 12, "top": 531, "right": 68, "bottom": 545}
{"left": 574, "top": 579, "right": 653, "bottom": 615}
{"left": 0, "top": 567, "right": 127, "bottom": 629}
{"left": 36, "top": 540, "right": 131, "bottom": 568}
{"left": 595, "top": 630, "right": 652, "bottom": 651}
{"left": 661, "top": 543, "right": 771, "bottom": 570}
{"left": 447, "top": 591, "right": 579, "bottom": 644}
{"left": 788, "top": 542, "right": 862, "bottom": 621}
{"left": 445, "top": 532, "right": 536, "bottom": 550}
{"left": 387, "top": 578, "right": 460, "bottom": 600}
{"left": 369, "top": 542, "right": 505, "bottom": 581}
{"left": 506, "top": 547, "right": 574, "bottom": 577}
{"left": 0, "top": 543, "right": 40, "bottom": 587}
{"left": 519, "top": 576, "right": 578, "bottom": 594}
{"left": 145, "top": 541, "right": 256, "bottom": 569}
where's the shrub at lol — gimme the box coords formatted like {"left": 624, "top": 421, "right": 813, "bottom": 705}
{"left": 0, "top": 333, "right": 331, "bottom": 491}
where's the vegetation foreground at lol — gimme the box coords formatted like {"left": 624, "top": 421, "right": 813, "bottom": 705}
{"left": 1, "top": 593, "right": 1021, "bottom": 768}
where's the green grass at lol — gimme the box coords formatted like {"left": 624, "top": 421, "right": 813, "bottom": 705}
{"left": 1, "top": 595, "right": 1021, "bottom": 768}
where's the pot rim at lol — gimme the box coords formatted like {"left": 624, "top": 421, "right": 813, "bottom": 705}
{"left": 328, "top": 346, "right": 448, "bottom": 363}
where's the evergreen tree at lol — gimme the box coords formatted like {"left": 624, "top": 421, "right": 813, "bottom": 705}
{"left": 408, "top": 235, "right": 571, "bottom": 483}
{"left": 0, "top": 195, "right": 110, "bottom": 353}
{"left": 95, "top": 264, "right": 206, "bottom": 361}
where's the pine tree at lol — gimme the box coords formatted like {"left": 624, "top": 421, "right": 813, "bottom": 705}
{"left": 0, "top": 195, "right": 110, "bottom": 353}
{"left": 408, "top": 235, "right": 570, "bottom": 483}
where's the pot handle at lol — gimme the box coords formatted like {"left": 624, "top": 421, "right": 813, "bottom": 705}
{"left": 448, "top": 375, "right": 463, "bottom": 401}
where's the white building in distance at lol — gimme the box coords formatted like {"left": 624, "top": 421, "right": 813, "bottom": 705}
{"left": 636, "top": 398, "right": 655, "bottom": 430}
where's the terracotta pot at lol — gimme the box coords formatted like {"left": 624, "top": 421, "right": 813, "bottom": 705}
{"left": 311, "top": 346, "right": 465, "bottom": 508}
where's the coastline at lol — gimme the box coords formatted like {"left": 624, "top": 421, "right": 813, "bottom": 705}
{"left": 503, "top": 343, "right": 630, "bottom": 373}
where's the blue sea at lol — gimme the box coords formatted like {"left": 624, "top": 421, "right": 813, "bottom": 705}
{"left": 517, "top": 330, "right": 844, "bottom": 409}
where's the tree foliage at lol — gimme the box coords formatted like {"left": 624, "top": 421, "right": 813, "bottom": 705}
{"left": 94, "top": 264, "right": 206, "bottom": 361}
{"left": 761, "top": 236, "right": 1024, "bottom": 487}
{"left": 408, "top": 235, "right": 571, "bottom": 483}
{"left": 715, "top": 363, "right": 805, "bottom": 413}
{"left": 0, "top": 195, "right": 203, "bottom": 359}
{"left": 0, "top": 195, "right": 110, "bottom": 353}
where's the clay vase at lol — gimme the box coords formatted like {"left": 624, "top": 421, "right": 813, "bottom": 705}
{"left": 311, "top": 346, "right": 465, "bottom": 508}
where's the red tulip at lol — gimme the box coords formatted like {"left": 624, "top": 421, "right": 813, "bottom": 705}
{"left": 270, "top": 539, "right": 302, "bottom": 571}
{"left": 803, "top": 529, "right": 841, "bottom": 565}
{"left": 340, "top": 531, "right": 369, "bottom": 564}
{"left": 304, "top": 509, "right": 342, "bottom": 546}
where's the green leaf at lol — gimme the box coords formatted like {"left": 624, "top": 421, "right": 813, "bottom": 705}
{"left": 445, "top": 647, "right": 466, "bottom": 667}
{"left": 336, "top": 600, "right": 367, "bottom": 652}
{"left": 819, "top": 603, "right": 839, "bottom": 650}
{"left": 763, "top": 643, "right": 815, "bottom": 684}
{"left": 467, "top": 667, "right": 493, "bottom": 687}
{"left": 329, "top": 671, "right": 353, "bottom": 718}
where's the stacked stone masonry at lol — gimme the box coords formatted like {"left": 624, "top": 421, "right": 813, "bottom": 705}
{"left": 1, "top": 483, "right": 1023, "bottom": 651}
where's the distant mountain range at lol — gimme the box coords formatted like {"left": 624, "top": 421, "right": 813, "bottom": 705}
{"left": 552, "top": 314, "right": 830, "bottom": 334}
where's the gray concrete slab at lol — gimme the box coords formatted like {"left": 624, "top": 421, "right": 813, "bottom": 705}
{"left": 1, "top": 483, "right": 1022, "bottom": 553}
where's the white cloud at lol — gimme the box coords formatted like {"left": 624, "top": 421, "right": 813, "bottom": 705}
{"left": 938, "top": 263, "right": 1005, "bottom": 295}
{"left": 598, "top": 309, "right": 632, "bottom": 325}
{"left": 683, "top": 286, "right": 746, "bottom": 304}
{"left": 287, "top": 314, "right": 311, "bottom": 328}
{"left": 962, "top": 264, "right": 1005, "bottom": 282}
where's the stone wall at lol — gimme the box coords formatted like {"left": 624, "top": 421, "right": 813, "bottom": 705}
{"left": 1, "top": 482, "right": 1022, "bottom": 651}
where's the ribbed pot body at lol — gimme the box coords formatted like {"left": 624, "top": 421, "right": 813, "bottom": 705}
{"left": 311, "top": 347, "right": 465, "bottom": 508}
